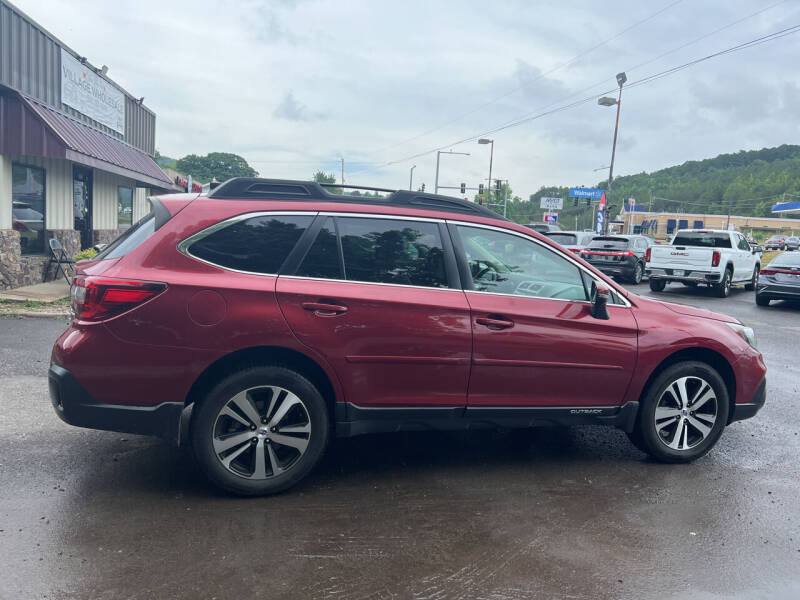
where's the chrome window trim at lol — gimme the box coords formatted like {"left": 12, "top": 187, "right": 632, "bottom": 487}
{"left": 176, "top": 209, "right": 631, "bottom": 306}
{"left": 447, "top": 219, "right": 632, "bottom": 308}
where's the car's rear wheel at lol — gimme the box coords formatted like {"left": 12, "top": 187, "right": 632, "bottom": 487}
{"left": 649, "top": 278, "right": 666, "bottom": 292}
{"left": 755, "top": 293, "right": 770, "bottom": 307}
{"left": 745, "top": 266, "right": 758, "bottom": 291}
{"left": 713, "top": 268, "right": 732, "bottom": 298}
{"left": 191, "top": 366, "right": 329, "bottom": 496}
{"left": 627, "top": 361, "right": 729, "bottom": 463}
{"left": 630, "top": 262, "right": 643, "bottom": 284}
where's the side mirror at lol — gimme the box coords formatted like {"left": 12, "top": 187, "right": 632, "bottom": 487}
{"left": 590, "top": 281, "right": 610, "bottom": 320}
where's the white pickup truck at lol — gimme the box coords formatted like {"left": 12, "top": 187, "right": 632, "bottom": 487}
{"left": 645, "top": 229, "right": 761, "bottom": 298}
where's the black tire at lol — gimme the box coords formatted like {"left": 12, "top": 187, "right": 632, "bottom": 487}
{"left": 649, "top": 278, "right": 666, "bottom": 292}
{"left": 191, "top": 366, "right": 330, "bottom": 496}
{"left": 713, "top": 268, "right": 732, "bottom": 298}
{"left": 744, "top": 265, "right": 759, "bottom": 291}
{"left": 629, "top": 261, "right": 644, "bottom": 284}
{"left": 755, "top": 293, "right": 770, "bottom": 307}
{"left": 627, "top": 361, "right": 729, "bottom": 463}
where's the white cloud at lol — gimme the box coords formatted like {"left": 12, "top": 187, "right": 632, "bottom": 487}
{"left": 16, "top": 0, "right": 800, "bottom": 196}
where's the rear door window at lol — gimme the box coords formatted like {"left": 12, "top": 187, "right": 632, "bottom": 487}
{"left": 296, "top": 217, "right": 343, "bottom": 279}
{"left": 187, "top": 214, "right": 313, "bottom": 274}
{"left": 672, "top": 232, "right": 732, "bottom": 248}
{"left": 337, "top": 217, "right": 448, "bottom": 288}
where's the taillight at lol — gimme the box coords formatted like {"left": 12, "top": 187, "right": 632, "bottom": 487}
{"left": 645, "top": 247, "right": 651, "bottom": 263}
{"left": 569, "top": 248, "right": 581, "bottom": 253}
{"left": 711, "top": 251, "right": 721, "bottom": 267}
{"left": 621, "top": 250, "right": 635, "bottom": 257}
{"left": 760, "top": 268, "right": 775, "bottom": 275}
{"left": 70, "top": 276, "right": 166, "bottom": 322}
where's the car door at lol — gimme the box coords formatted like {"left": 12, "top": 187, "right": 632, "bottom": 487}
{"left": 736, "top": 234, "right": 755, "bottom": 279}
{"left": 276, "top": 214, "right": 472, "bottom": 408}
{"left": 451, "top": 222, "right": 638, "bottom": 408}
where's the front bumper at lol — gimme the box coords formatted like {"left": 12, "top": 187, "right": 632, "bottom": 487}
{"left": 730, "top": 378, "right": 766, "bottom": 423}
{"left": 49, "top": 364, "right": 184, "bottom": 445}
{"left": 646, "top": 267, "right": 721, "bottom": 283}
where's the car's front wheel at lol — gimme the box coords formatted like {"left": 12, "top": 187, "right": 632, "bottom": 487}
{"left": 627, "top": 361, "right": 729, "bottom": 463}
{"left": 191, "top": 366, "right": 330, "bottom": 496}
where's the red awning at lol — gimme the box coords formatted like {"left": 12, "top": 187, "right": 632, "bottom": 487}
{"left": 0, "top": 91, "right": 171, "bottom": 189}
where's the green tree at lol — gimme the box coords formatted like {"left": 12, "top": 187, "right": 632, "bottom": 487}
{"left": 313, "top": 171, "right": 341, "bottom": 194}
{"left": 175, "top": 152, "right": 257, "bottom": 182}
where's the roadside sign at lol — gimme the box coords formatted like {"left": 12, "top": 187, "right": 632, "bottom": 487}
{"left": 570, "top": 187, "right": 604, "bottom": 200}
{"left": 544, "top": 214, "right": 558, "bottom": 223}
{"left": 540, "top": 197, "right": 563, "bottom": 210}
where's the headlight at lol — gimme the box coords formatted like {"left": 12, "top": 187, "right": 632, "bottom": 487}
{"left": 726, "top": 322, "right": 757, "bottom": 349}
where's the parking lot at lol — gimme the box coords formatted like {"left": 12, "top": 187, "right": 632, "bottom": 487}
{"left": 1, "top": 283, "right": 798, "bottom": 600}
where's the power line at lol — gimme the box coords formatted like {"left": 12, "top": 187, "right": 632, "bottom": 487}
{"left": 363, "top": 22, "right": 800, "bottom": 173}
{"left": 369, "top": 0, "right": 685, "bottom": 156}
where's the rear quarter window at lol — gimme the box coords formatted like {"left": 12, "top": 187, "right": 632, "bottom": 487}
{"left": 186, "top": 214, "right": 313, "bottom": 274}
{"left": 94, "top": 213, "right": 156, "bottom": 260}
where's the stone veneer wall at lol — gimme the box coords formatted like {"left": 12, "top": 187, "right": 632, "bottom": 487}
{"left": 0, "top": 229, "right": 81, "bottom": 289}
{"left": 92, "top": 229, "right": 121, "bottom": 246}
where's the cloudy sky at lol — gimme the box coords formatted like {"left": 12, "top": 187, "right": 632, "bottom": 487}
{"left": 17, "top": 0, "right": 800, "bottom": 198}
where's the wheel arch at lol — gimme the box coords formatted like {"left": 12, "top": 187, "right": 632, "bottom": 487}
{"left": 638, "top": 347, "right": 736, "bottom": 423}
{"left": 184, "top": 346, "right": 339, "bottom": 421}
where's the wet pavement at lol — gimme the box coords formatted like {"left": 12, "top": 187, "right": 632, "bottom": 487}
{"left": 1, "top": 285, "right": 799, "bottom": 599}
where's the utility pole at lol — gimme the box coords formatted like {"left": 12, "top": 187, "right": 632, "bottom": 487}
{"left": 503, "top": 180, "right": 508, "bottom": 218}
{"left": 598, "top": 72, "right": 627, "bottom": 235}
{"left": 409, "top": 165, "right": 416, "bottom": 191}
{"left": 340, "top": 158, "right": 345, "bottom": 186}
{"left": 725, "top": 197, "right": 732, "bottom": 230}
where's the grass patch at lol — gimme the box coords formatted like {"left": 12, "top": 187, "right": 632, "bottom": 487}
{"left": 0, "top": 297, "right": 70, "bottom": 309}
{"left": 761, "top": 250, "right": 781, "bottom": 266}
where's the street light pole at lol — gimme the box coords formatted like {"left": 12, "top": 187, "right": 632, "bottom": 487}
{"left": 434, "top": 150, "right": 470, "bottom": 194}
{"left": 478, "top": 139, "right": 494, "bottom": 205}
{"left": 409, "top": 165, "right": 416, "bottom": 191}
{"left": 598, "top": 72, "right": 627, "bottom": 235}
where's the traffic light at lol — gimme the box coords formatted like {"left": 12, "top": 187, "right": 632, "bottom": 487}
{"left": 460, "top": 183, "right": 466, "bottom": 194}
{"left": 573, "top": 198, "right": 578, "bottom": 207}
{"left": 478, "top": 183, "right": 484, "bottom": 195}
{"left": 421, "top": 183, "right": 425, "bottom": 192}
{"left": 496, "top": 179, "right": 502, "bottom": 191}
{"left": 478, "top": 197, "right": 483, "bottom": 205}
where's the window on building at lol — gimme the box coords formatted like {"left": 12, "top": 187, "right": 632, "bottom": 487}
{"left": 12, "top": 164, "right": 46, "bottom": 255}
{"left": 187, "top": 215, "right": 313, "bottom": 274}
{"left": 118, "top": 186, "right": 133, "bottom": 230}
{"left": 337, "top": 217, "right": 448, "bottom": 288}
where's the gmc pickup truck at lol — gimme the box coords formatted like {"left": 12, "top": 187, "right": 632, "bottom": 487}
{"left": 645, "top": 229, "right": 760, "bottom": 298}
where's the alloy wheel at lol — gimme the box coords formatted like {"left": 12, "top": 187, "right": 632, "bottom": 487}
{"left": 654, "top": 376, "right": 718, "bottom": 451}
{"left": 212, "top": 386, "right": 311, "bottom": 479}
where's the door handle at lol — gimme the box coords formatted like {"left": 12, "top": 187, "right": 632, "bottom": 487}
{"left": 476, "top": 316, "right": 514, "bottom": 330}
{"left": 301, "top": 301, "right": 348, "bottom": 316}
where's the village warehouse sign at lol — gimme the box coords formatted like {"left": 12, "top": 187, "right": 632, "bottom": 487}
{"left": 60, "top": 49, "right": 125, "bottom": 134}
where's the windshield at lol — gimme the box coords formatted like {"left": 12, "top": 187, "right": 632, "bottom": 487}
{"left": 587, "top": 237, "right": 629, "bottom": 250}
{"left": 545, "top": 233, "right": 577, "bottom": 245}
{"left": 672, "top": 232, "right": 732, "bottom": 248}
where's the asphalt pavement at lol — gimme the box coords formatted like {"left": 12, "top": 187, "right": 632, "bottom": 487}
{"left": 1, "top": 284, "right": 799, "bottom": 600}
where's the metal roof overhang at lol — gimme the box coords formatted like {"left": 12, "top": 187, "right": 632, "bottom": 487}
{"left": 0, "top": 90, "right": 171, "bottom": 189}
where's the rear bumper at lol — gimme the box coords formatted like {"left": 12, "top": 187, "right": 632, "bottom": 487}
{"left": 730, "top": 378, "right": 766, "bottom": 423}
{"left": 646, "top": 267, "right": 721, "bottom": 283}
{"left": 756, "top": 282, "right": 800, "bottom": 299}
{"left": 49, "top": 364, "right": 183, "bottom": 445}
{"left": 588, "top": 260, "right": 637, "bottom": 279}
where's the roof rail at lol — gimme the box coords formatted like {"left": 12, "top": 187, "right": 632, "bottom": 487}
{"left": 206, "top": 177, "right": 505, "bottom": 219}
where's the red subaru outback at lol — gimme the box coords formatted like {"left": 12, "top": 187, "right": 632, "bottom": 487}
{"left": 50, "top": 178, "right": 767, "bottom": 495}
